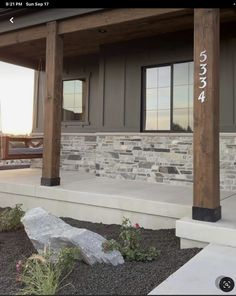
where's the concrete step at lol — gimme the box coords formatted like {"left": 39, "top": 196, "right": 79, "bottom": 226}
{"left": 176, "top": 194, "right": 236, "bottom": 248}
{"left": 176, "top": 217, "right": 236, "bottom": 248}
{"left": 149, "top": 244, "right": 236, "bottom": 295}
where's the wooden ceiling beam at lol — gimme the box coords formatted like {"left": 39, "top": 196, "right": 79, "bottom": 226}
{"left": 0, "top": 25, "right": 46, "bottom": 48}
{"left": 0, "top": 53, "right": 38, "bottom": 69}
{"left": 58, "top": 8, "right": 192, "bottom": 35}
{"left": 0, "top": 9, "right": 190, "bottom": 49}
{"left": 0, "top": 8, "right": 234, "bottom": 51}
{"left": 0, "top": 8, "right": 235, "bottom": 66}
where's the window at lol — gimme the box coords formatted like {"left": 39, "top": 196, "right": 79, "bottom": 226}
{"left": 62, "top": 79, "right": 87, "bottom": 122}
{"left": 143, "top": 61, "right": 193, "bottom": 132}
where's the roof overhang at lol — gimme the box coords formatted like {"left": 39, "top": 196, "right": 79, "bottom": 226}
{"left": 0, "top": 8, "right": 235, "bottom": 70}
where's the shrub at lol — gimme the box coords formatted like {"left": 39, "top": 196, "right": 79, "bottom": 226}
{"left": 0, "top": 204, "right": 24, "bottom": 232}
{"left": 102, "top": 217, "right": 159, "bottom": 262}
{"left": 17, "top": 246, "right": 80, "bottom": 295}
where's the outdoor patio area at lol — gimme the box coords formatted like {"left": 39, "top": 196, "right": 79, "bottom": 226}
{"left": 0, "top": 168, "right": 235, "bottom": 243}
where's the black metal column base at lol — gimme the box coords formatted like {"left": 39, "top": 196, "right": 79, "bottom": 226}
{"left": 41, "top": 177, "right": 60, "bottom": 186}
{"left": 192, "top": 206, "right": 221, "bottom": 222}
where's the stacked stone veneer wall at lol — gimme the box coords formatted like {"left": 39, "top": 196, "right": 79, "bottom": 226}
{"left": 31, "top": 134, "right": 97, "bottom": 174}
{"left": 220, "top": 134, "right": 236, "bottom": 191}
{"left": 60, "top": 134, "right": 96, "bottom": 173}
{"left": 31, "top": 133, "right": 236, "bottom": 191}
{"left": 96, "top": 134, "right": 193, "bottom": 186}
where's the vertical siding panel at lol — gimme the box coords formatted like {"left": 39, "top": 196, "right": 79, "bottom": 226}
{"left": 233, "top": 38, "right": 236, "bottom": 127}
{"left": 98, "top": 53, "right": 106, "bottom": 127}
{"left": 220, "top": 38, "right": 234, "bottom": 130}
{"left": 125, "top": 53, "right": 144, "bottom": 130}
{"left": 123, "top": 55, "right": 126, "bottom": 127}
{"left": 87, "top": 65, "right": 99, "bottom": 127}
{"left": 103, "top": 53, "right": 125, "bottom": 129}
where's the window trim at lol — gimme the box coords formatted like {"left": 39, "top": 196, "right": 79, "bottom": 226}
{"left": 61, "top": 72, "right": 91, "bottom": 128}
{"left": 141, "top": 60, "right": 193, "bottom": 133}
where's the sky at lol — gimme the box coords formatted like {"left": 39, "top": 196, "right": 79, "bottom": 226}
{"left": 0, "top": 61, "right": 34, "bottom": 135}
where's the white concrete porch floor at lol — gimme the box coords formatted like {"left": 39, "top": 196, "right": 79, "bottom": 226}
{"left": 0, "top": 168, "right": 235, "bottom": 230}
{"left": 0, "top": 168, "right": 233, "bottom": 202}
{"left": 149, "top": 243, "right": 236, "bottom": 295}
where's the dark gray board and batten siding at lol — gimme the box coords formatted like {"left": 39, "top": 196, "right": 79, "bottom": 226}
{"left": 33, "top": 29, "right": 236, "bottom": 133}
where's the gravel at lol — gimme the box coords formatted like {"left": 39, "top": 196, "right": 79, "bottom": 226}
{"left": 0, "top": 215, "right": 201, "bottom": 295}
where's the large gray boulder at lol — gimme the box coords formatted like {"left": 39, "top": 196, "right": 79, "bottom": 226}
{"left": 21, "top": 207, "right": 124, "bottom": 266}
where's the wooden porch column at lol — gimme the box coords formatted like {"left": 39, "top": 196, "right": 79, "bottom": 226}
{"left": 41, "top": 21, "right": 63, "bottom": 186}
{"left": 193, "top": 9, "right": 221, "bottom": 222}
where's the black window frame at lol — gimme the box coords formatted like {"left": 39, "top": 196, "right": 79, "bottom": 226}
{"left": 61, "top": 73, "right": 91, "bottom": 128}
{"left": 141, "top": 60, "right": 193, "bottom": 133}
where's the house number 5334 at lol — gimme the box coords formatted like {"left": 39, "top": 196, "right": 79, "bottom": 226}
{"left": 198, "top": 50, "right": 207, "bottom": 103}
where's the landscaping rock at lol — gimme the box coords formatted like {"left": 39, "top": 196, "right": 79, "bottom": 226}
{"left": 21, "top": 207, "right": 124, "bottom": 266}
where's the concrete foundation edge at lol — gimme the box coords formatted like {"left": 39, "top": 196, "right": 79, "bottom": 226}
{"left": 0, "top": 191, "right": 177, "bottom": 230}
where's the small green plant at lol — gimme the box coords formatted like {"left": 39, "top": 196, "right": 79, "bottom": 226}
{"left": 17, "top": 245, "right": 80, "bottom": 295}
{"left": 0, "top": 204, "right": 24, "bottom": 232}
{"left": 56, "top": 247, "right": 82, "bottom": 274}
{"left": 102, "top": 217, "right": 159, "bottom": 262}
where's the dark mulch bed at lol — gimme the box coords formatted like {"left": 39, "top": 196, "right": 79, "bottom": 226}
{"left": 0, "top": 214, "right": 201, "bottom": 295}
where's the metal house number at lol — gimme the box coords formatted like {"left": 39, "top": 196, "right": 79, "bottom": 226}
{"left": 198, "top": 49, "right": 207, "bottom": 103}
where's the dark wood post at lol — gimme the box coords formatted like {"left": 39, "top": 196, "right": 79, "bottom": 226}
{"left": 193, "top": 9, "right": 221, "bottom": 222}
{"left": 41, "top": 21, "right": 63, "bottom": 186}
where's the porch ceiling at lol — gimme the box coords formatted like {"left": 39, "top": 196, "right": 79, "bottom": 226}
{"left": 0, "top": 8, "right": 235, "bottom": 70}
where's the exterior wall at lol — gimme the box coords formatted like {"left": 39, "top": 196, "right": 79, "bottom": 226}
{"left": 33, "top": 31, "right": 194, "bottom": 133}
{"left": 32, "top": 133, "right": 236, "bottom": 192}
{"left": 31, "top": 134, "right": 97, "bottom": 174}
{"left": 31, "top": 24, "right": 236, "bottom": 192}
{"left": 219, "top": 37, "right": 236, "bottom": 132}
{"left": 96, "top": 133, "right": 236, "bottom": 192}
{"left": 33, "top": 29, "right": 236, "bottom": 134}
{"left": 96, "top": 134, "right": 193, "bottom": 186}
{"left": 99, "top": 33, "right": 193, "bottom": 132}
{"left": 220, "top": 134, "right": 236, "bottom": 191}
{"left": 60, "top": 134, "right": 96, "bottom": 173}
